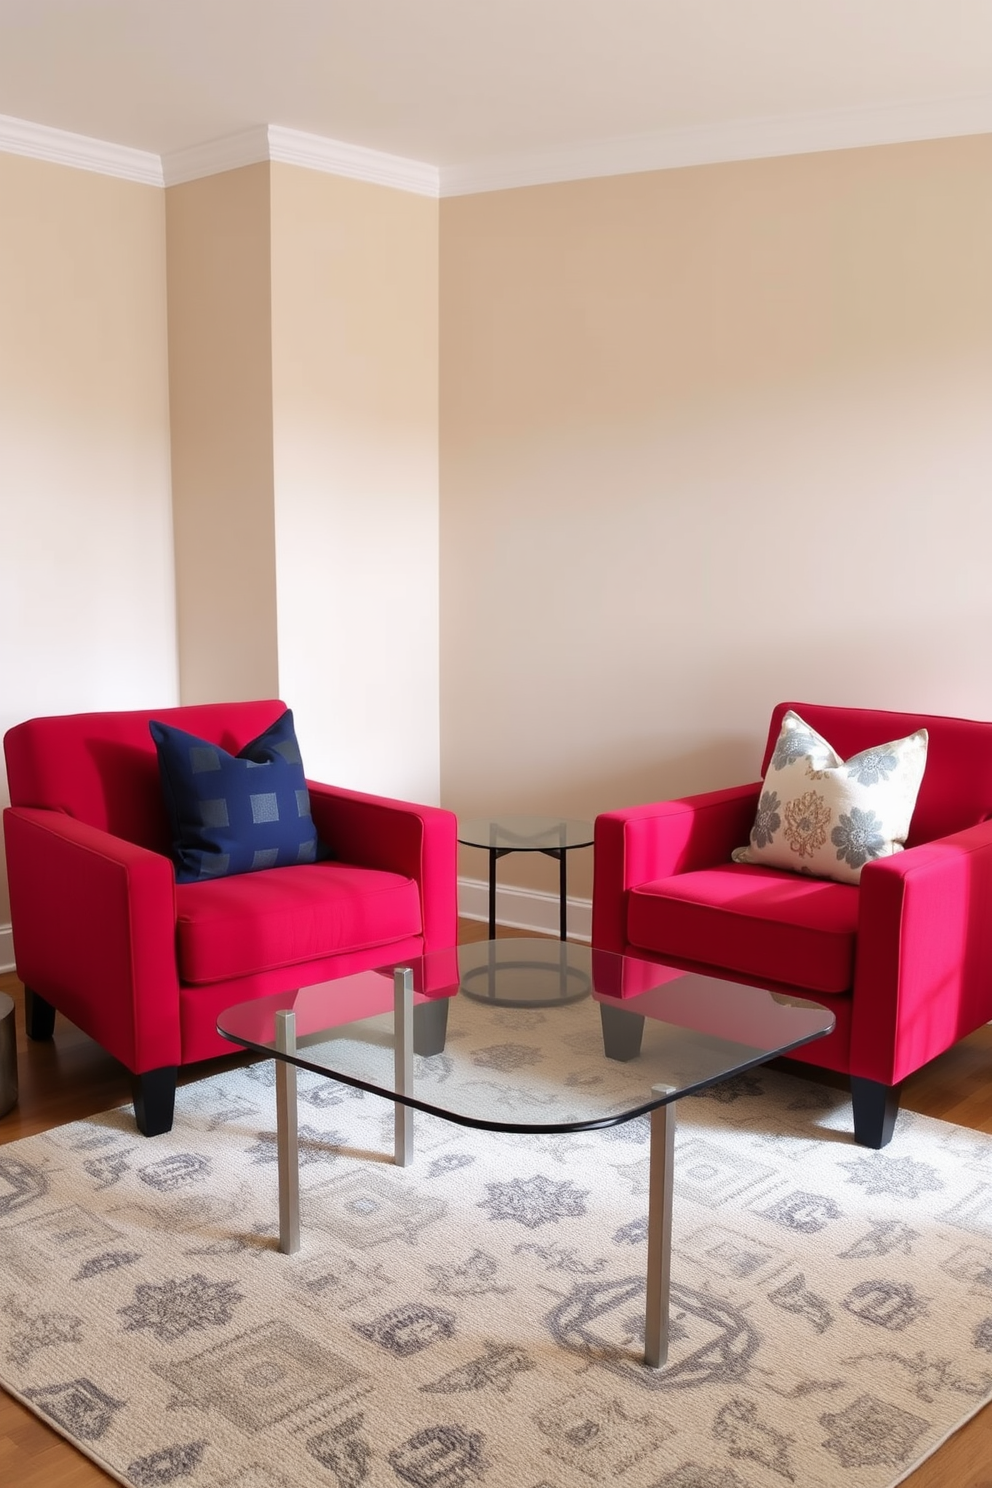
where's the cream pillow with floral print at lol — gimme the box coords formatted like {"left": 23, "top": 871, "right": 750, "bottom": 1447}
{"left": 732, "top": 710, "right": 928, "bottom": 885}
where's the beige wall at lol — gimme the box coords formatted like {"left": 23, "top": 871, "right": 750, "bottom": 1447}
{"left": 270, "top": 164, "right": 440, "bottom": 799}
{"left": 0, "top": 152, "right": 176, "bottom": 933}
{"left": 4, "top": 127, "right": 992, "bottom": 938}
{"left": 440, "top": 134, "right": 992, "bottom": 901}
{"left": 166, "top": 163, "right": 279, "bottom": 703}
{"left": 1, "top": 150, "right": 440, "bottom": 962}
{"left": 166, "top": 163, "right": 440, "bottom": 798}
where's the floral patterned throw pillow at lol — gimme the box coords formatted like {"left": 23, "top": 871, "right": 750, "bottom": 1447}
{"left": 732, "top": 710, "right": 929, "bottom": 885}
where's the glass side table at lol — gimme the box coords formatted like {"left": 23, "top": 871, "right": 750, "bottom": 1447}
{"left": 457, "top": 815, "right": 594, "bottom": 940}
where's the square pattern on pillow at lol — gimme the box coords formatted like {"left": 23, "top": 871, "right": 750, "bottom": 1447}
{"left": 150, "top": 709, "right": 327, "bottom": 883}
{"left": 732, "top": 709, "right": 928, "bottom": 885}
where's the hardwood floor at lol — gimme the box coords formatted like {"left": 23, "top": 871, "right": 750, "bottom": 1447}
{"left": 3, "top": 933, "right": 992, "bottom": 1486}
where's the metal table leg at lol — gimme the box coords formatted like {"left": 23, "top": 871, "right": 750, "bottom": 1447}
{"left": 274, "top": 1010, "right": 300, "bottom": 1255}
{"left": 394, "top": 966, "right": 414, "bottom": 1166}
{"left": 488, "top": 846, "right": 498, "bottom": 938}
{"left": 486, "top": 844, "right": 515, "bottom": 938}
{"left": 538, "top": 837, "right": 568, "bottom": 940}
{"left": 644, "top": 1085, "right": 676, "bottom": 1368}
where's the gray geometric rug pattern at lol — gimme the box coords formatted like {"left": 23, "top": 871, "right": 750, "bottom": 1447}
{"left": 2, "top": 1034, "right": 992, "bottom": 1487}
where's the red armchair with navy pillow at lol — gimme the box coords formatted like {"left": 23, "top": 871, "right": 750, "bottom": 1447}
{"left": 3, "top": 700, "right": 458, "bottom": 1136}
{"left": 592, "top": 701, "right": 992, "bottom": 1148}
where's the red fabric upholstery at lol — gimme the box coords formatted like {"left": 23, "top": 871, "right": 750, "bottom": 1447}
{"left": 628, "top": 864, "right": 858, "bottom": 995}
{"left": 176, "top": 862, "right": 423, "bottom": 985}
{"left": 3, "top": 699, "right": 284, "bottom": 851}
{"left": 591, "top": 942, "right": 857, "bottom": 1078}
{"left": 593, "top": 701, "right": 992, "bottom": 1104}
{"left": 307, "top": 780, "right": 456, "bottom": 970}
{"left": 3, "top": 806, "right": 182, "bottom": 1072}
{"left": 761, "top": 702, "right": 992, "bottom": 846}
{"left": 176, "top": 935, "right": 430, "bottom": 1065}
{"left": 850, "top": 820, "right": 992, "bottom": 1084}
{"left": 3, "top": 700, "right": 457, "bottom": 1082}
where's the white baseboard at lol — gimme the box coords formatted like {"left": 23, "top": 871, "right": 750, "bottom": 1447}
{"left": 458, "top": 876, "right": 591, "bottom": 942}
{"left": 0, "top": 922, "right": 13, "bottom": 974}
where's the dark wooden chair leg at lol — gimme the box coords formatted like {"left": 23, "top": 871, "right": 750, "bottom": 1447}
{"left": 413, "top": 999, "right": 450, "bottom": 1057}
{"left": 132, "top": 1067, "right": 178, "bottom": 1136}
{"left": 600, "top": 1004, "right": 645, "bottom": 1062}
{"left": 851, "top": 1076, "right": 900, "bottom": 1149}
{"left": 24, "top": 987, "right": 56, "bottom": 1041}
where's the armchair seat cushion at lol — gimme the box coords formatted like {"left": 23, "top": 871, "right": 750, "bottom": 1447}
{"left": 627, "top": 863, "right": 858, "bottom": 995}
{"left": 176, "top": 861, "right": 422, "bottom": 985}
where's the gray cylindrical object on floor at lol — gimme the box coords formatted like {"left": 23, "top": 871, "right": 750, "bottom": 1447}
{"left": 0, "top": 993, "right": 17, "bottom": 1117}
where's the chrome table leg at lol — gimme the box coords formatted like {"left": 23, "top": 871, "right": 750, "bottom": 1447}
{"left": 274, "top": 1009, "right": 300, "bottom": 1255}
{"left": 394, "top": 967, "right": 414, "bottom": 1166}
{"left": 644, "top": 1086, "right": 676, "bottom": 1368}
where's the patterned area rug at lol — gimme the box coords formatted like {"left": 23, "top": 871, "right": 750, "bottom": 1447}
{"left": 2, "top": 1050, "right": 992, "bottom": 1488}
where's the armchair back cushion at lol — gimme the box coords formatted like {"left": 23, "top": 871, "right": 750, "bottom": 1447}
{"left": 762, "top": 703, "right": 992, "bottom": 844}
{"left": 5, "top": 699, "right": 285, "bottom": 850}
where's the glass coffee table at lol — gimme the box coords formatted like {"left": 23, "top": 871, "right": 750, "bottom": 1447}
{"left": 457, "top": 816, "right": 594, "bottom": 940}
{"left": 218, "top": 938, "right": 833, "bottom": 1369}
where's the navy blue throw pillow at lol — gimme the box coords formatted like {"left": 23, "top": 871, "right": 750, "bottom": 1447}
{"left": 150, "top": 709, "right": 328, "bottom": 883}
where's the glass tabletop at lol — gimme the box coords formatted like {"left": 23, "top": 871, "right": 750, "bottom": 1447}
{"left": 457, "top": 815, "right": 594, "bottom": 850}
{"left": 218, "top": 939, "right": 834, "bottom": 1133}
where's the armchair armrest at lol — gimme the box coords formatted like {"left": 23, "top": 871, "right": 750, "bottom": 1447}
{"left": 307, "top": 783, "right": 457, "bottom": 955}
{"left": 592, "top": 783, "right": 761, "bottom": 951}
{"left": 852, "top": 819, "right": 992, "bottom": 1085}
{"left": 2, "top": 806, "right": 181, "bottom": 1071}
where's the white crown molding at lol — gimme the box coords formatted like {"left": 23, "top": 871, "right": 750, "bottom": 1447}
{"left": 4, "top": 90, "right": 992, "bottom": 197}
{"left": 0, "top": 112, "right": 438, "bottom": 194}
{"left": 0, "top": 112, "right": 163, "bottom": 185}
{"left": 266, "top": 125, "right": 439, "bottom": 197}
{"left": 439, "top": 90, "right": 992, "bottom": 196}
{"left": 0, "top": 114, "right": 439, "bottom": 195}
{"left": 160, "top": 126, "right": 270, "bottom": 186}
{"left": 163, "top": 124, "right": 439, "bottom": 195}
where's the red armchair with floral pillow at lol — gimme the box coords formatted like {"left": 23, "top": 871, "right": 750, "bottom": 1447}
{"left": 3, "top": 700, "right": 457, "bottom": 1136}
{"left": 593, "top": 701, "right": 992, "bottom": 1147}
